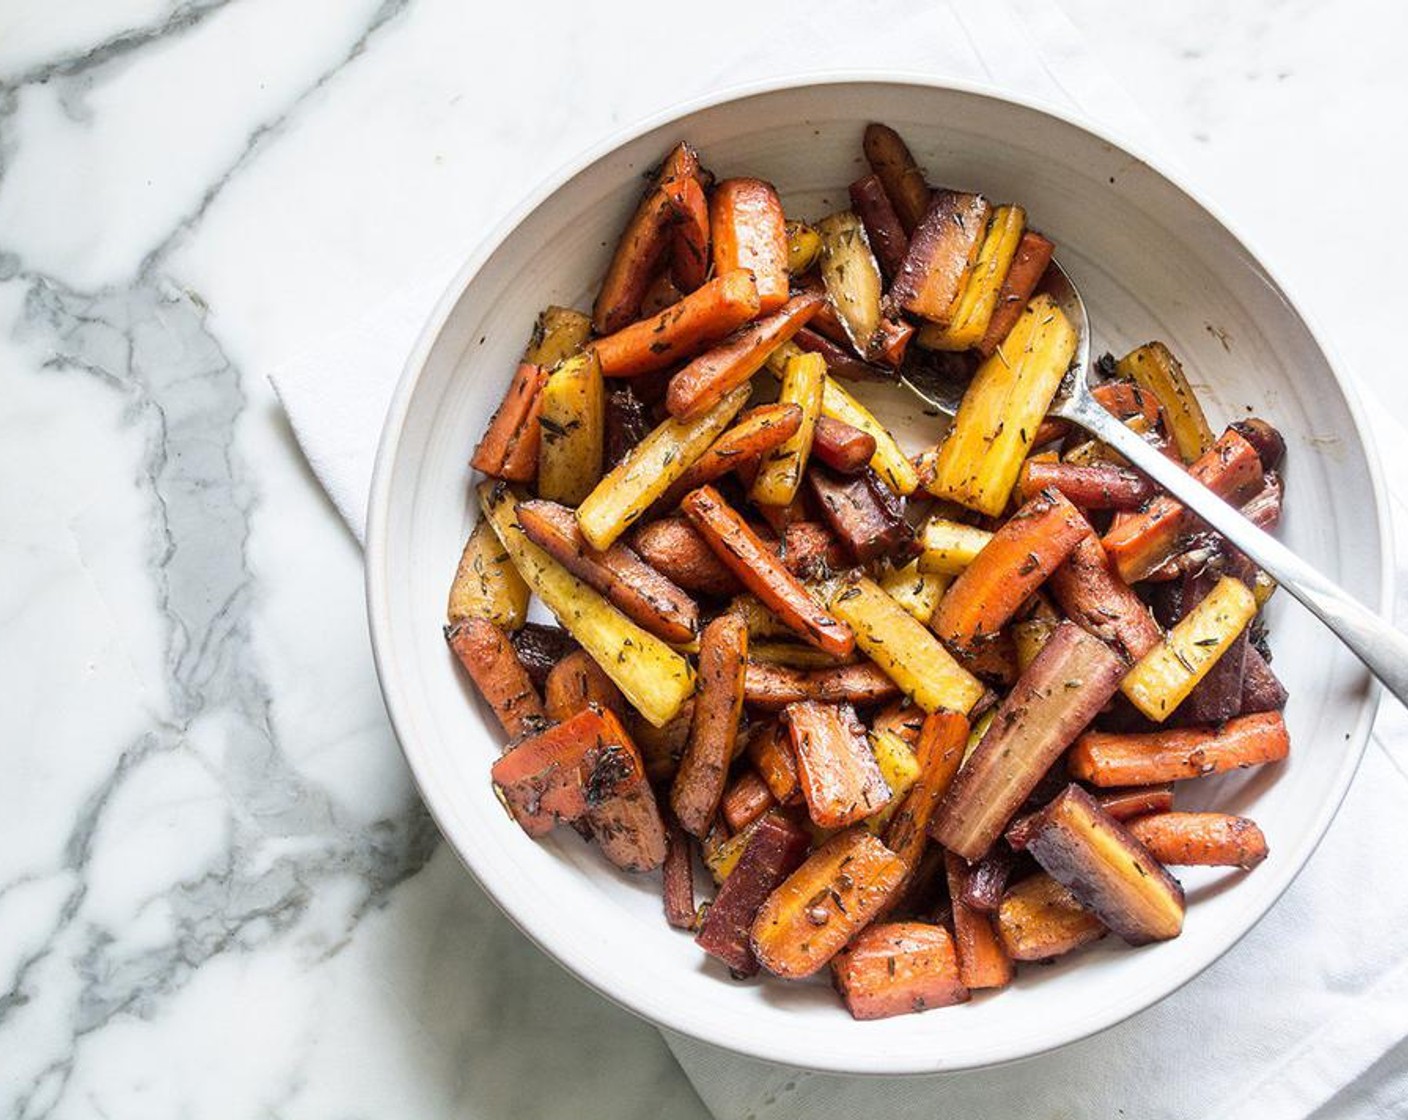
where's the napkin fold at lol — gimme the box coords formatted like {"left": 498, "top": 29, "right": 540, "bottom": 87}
{"left": 270, "top": 3, "right": 1408, "bottom": 1116}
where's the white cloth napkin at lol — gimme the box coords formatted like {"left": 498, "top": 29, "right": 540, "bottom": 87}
{"left": 270, "top": 3, "right": 1408, "bottom": 1116}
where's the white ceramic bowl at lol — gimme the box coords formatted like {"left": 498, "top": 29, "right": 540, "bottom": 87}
{"left": 366, "top": 76, "right": 1388, "bottom": 1074}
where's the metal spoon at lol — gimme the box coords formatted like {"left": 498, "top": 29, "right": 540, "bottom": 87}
{"left": 898, "top": 259, "right": 1408, "bottom": 708}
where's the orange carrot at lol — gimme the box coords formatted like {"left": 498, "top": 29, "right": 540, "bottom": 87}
{"left": 932, "top": 489, "right": 1091, "bottom": 656}
{"left": 1067, "top": 711, "right": 1290, "bottom": 787}
{"left": 975, "top": 230, "right": 1053, "bottom": 357}
{"left": 672, "top": 615, "right": 747, "bottom": 836}
{"left": 663, "top": 174, "right": 710, "bottom": 292}
{"left": 445, "top": 617, "right": 547, "bottom": 740}
{"left": 665, "top": 292, "right": 823, "bottom": 419}
{"left": 656, "top": 403, "right": 803, "bottom": 508}
{"left": 832, "top": 922, "right": 969, "bottom": 1019}
{"left": 591, "top": 270, "right": 761, "bottom": 379}
{"left": 662, "top": 815, "right": 697, "bottom": 929}
{"left": 721, "top": 770, "right": 777, "bottom": 832}
{"left": 945, "top": 851, "right": 1015, "bottom": 990}
{"left": 469, "top": 362, "right": 548, "bottom": 481}
{"left": 592, "top": 187, "right": 676, "bottom": 335}
{"left": 543, "top": 649, "right": 627, "bottom": 722}
{"left": 870, "top": 698, "right": 926, "bottom": 748}
{"left": 785, "top": 700, "right": 891, "bottom": 828}
{"left": 681, "top": 485, "right": 855, "bottom": 658}
{"left": 1126, "top": 812, "right": 1268, "bottom": 869}
{"left": 1049, "top": 532, "right": 1163, "bottom": 662}
{"left": 1101, "top": 428, "right": 1265, "bottom": 583}
{"left": 710, "top": 178, "right": 790, "bottom": 312}
{"left": 744, "top": 661, "right": 899, "bottom": 710}
{"left": 747, "top": 721, "right": 803, "bottom": 806}
{"left": 884, "top": 710, "right": 969, "bottom": 875}
{"left": 631, "top": 518, "right": 741, "bottom": 597}
{"left": 1095, "top": 783, "right": 1175, "bottom": 821}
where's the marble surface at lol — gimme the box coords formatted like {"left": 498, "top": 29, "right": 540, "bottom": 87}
{"left": 0, "top": 1, "right": 1403, "bottom": 1117}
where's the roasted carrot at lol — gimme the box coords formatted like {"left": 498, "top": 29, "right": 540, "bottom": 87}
{"left": 592, "top": 186, "right": 676, "bottom": 335}
{"left": 958, "top": 845, "right": 1019, "bottom": 914}
{"left": 793, "top": 327, "right": 890, "bottom": 382}
{"left": 849, "top": 173, "right": 910, "bottom": 279}
{"left": 889, "top": 191, "right": 991, "bottom": 326}
{"left": 640, "top": 270, "right": 682, "bottom": 317}
{"left": 832, "top": 922, "right": 969, "bottom": 1019}
{"left": 871, "top": 697, "right": 926, "bottom": 748}
{"left": 1101, "top": 428, "right": 1266, "bottom": 583}
{"left": 773, "top": 520, "right": 849, "bottom": 579}
{"left": 1016, "top": 460, "right": 1156, "bottom": 511}
{"left": 665, "top": 292, "right": 823, "bottom": 419}
{"left": 884, "top": 711, "right": 969, "bottom": 877}
{"left": 722, "top": 770, "right": 777, "bottom": 832}
{"left": 945, "top": 851, "right": 1015, "bottom": 990}
{"left": 807, "top": 466, "right": 916, "bottom": 565}
{"left": 751, "top": 828, "right": 908, "bottom": 978}
{"left": 785, "top": 700, "right": 891, "bottom": 828}
{"left": 811, "top": 416, "right": 877, "bottom": 475}
{"left": 672, "top": 615, "right": 748, "bottom": 836}
{"left": 517, "top": 500, "right": 700, "bottom": 643}
{"left": 932, "top": 489, "right": 1091, "bottom": 657}
{"left": 657, "top": 403, "right": 803, "bottom": 508}
{"left": 445, "top": 618, "right": 548, "bottom": 740}
{"left": 663, "top": 173, "right": 710, "bottom": 293}
{"left": 711, "top": 178, "right": 790, "bottom": 312}
{"left": 1048, "top": 532, "right": 1163, "bottom": 662}
{"left": 631, "top": 518, "right": 741, "bottom": 597}
{"left": 1069, "top": 711, "right": 1290, "bottom": 786}
{"left": 696, "top": 812, "right": 810, "bottom": 975}
{"left": 510, "top": 623, "right": 578, "bottom": 690}
{"left": 681, "top": 485, "right": 855, "bottom": 657}
{"left": 862, "top": 123, "right": 932, "bottom": 234}
{"left": 633, "top": 699, "right": 694, "bottom": 786}
{"left": 975, "top": 230, "right": 1054, "bottom": 357}
{"left": 1126, "top": 812, "right": 1269, "bottom": 870}
{"left": 1096, "top": 784, "right": 1176, "bottom": 821}
{"left": 591, "top": 270, "right": 761, "bottom": 378}
{"left": 744, "top": 661, "right": 900, "bottom": 710}
{"left": 996, "top": 873, "right": 1105, "bottom": 961}
{"left": 544, "top": 649, "right": 627, "bottom": 722}
{"left": 470, "top": 361, "right": 548, "bottom": 481}
{"left": 663, "top": 815, "right": 697, "bottom": 929}
{"left": 747, "top": 720, "right": 802, "bottom": 805}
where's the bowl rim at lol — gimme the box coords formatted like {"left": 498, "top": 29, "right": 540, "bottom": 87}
{"left": 365, "top": 71, "right": 1390, "bottom": 1075}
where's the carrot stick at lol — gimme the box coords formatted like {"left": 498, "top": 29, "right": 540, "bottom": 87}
{"left": 744, "top": 661, "right": 900, "bottom": 710}
{"left": 445, "top": 617, "right": 547, "bottom": 740}
{"left": 671, "top": 615, "right": 747, "bottom": 836}
{"left": 832, "top": 922, "right": 969, "bottom": 1019}
{"left": 681, "top": 485, "right": 855, "bottom": 657}
{"left": 747, "top": 720, "right": 803, "bottom": 805}
{"left": 631, "top": 518, "right": 741, "bottom": 597}
{"left": 591, "top": 270, "right": 761, "bottom": 378}
{"left": 1016, "top": 460, "right": 1156, "bottom": 510}
{"left": 470, "top": 361, "right": 548, "bottom": 481}
{"left": 785, "top": 700, "right": 891, "bottom": 828}
{"left": 662, "top": 815, "right": 697, "bottom": 929}
{"left": 663, "top": 174, "right": 710, "bottom": 293}
{"left": 975, "top": 230, "right": 1053, "bottom": 357}
{"left": 849, "top": 173, "right": 910, "bottom": 278}
{"left": 710, "top": 178, "right": 790, "bottom": 312}
{"left": 1067, "top": 711, "right": 1290, "bottom": 786}
{"left": 1126, "top": 812, "right": 1269, "bottom": 870}
{"left": 1095, "top": 783, "right": 1175, "bottom": 821}
{"left": 862, "top": 123, "right": 932, "bottom": 234}
{"left": 1049, "top": 532, "right": 1163, "bottom": 662}
{"left": 811, "top": 416, "right": 877, "bottom": 475}
{"left": 945, "top": 851, "right": 1015, "bottom": 990}
{"left": 665, "top": 292, "right": 823, "bottom": 419}
{"left": 884, "top": 710, "right": 969, "bottom": 875}
{"left": 656, "top": 403, "right": 803, "bottom": 508}
{"left": 871, "top": 698, "right": 926, "bottom": 748}
{"left": 932, "top": 489, "right": 1091, "bottom": 656}
{"left": 592, "top": 187, "right": 676, "bottom": 335}
{"left": 721, "top": 770, "right": 777, "bottom": 832}
{"left": 543, "top": 648, "right": 626, "bottom": 722}
{"left": 1101, "top": 428, "right": 1265, "bottom": 583}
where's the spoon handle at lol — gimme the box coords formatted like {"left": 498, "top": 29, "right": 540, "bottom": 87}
{"left": 1065, "top": 395, "right": 1408, "bottom": 709}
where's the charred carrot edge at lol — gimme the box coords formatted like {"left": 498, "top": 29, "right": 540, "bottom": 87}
{"left": 445, "top": 617, "right": 547, "bottom": 740}
{"left": 811, "top": 416, "right": 878, "bottom": 475}
{"left": 592, "top": 187, "right": 676, "bottom": 335}
{"left": 932, "top": 489, "right": 1091, "bottom": 656}
{"left": 849, "top": 173, "right": 910, "bottom": 279}
{"left": 591, "top": 270, "right": 762, "bottom": 378}
{"left": 1096, "top": 784, "right": 1175, "bottom": 821}
{"left": 657, "top": 403, "right": 803, "bottom": 509}
{"left": 710, "top": 178, "right": 790, "bottom": 313}
{"left": 696, "top": 813, "right": 811, "bottom": 976}
{"left": 663, "top": 815, "right": 697, "bottom": 929}
{"left": 1016, "top": 460, "right": 1156, "bottom": 511}
{"left": 1101, "top": 428, "right": 1265, "bottom": 583}
{"left": 682, "top": 485, "right": 855, "bottom": 658}
{"left": 750, "top": 828, "right": 909, "bottom": 979}
{"left": 945, "top": 851, "right": 1015, "bottom": 990}
{"left": 862, "top": 123, "right": 932, "bottom": 234}
{"left": 1049, "top": 532, "right": 1163, "bottom": 663}
{"left": 785, "top": 700, "right": 891, "bottom": 829}
{"left": 663, "top": 174, "right": 710, "bottom": 293}
{"left": 744, "top": 661, "right": 899, "bottom": 710}
{"left": 665, "top": 292, "right": 823, "bottom": 419}
{"left": 544, "top": 648, "right": 626, "bottom": 723}
{"left": 1067, "top": 711, "right": 1290, "bottom": 787}
{"left": 470, "top": 362, "right": 548, "bottom": 481}
{"left": 975, "top": 231, "right": 1054, "bottom": 357}
{"left": 1126, "top": 812, "right": 1268, "bottom": 870}
{"left": 722, "top": 770, "right": 777, "bottom": 833}
{"left": 671, "top": 614, "right": 747, "bottom": 836}
{"left": 884, "top": 711, "right": 969, "bottom": 875}
{"left": 889, "top": 191, "right": 991, "bottom": 326}
{"left": 517, "top": 499, "right": 700, "bottom": 644}
{"left": 831, "top": 921, "right": 969, "bottom": 1019}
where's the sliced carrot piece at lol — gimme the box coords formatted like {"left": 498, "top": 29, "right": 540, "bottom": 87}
{"left": 1067, "top": 711, "right": 1290, "bottom": 787}
{"left": 945, "top": 851, "right": 1015, "bottom": 990}
{"left": 445, "top": 617, "right": 547, "bottom": 740}
{"left": 711, "top": 177, "right": 790, "bottom": 312}
{"left": 785, "top": 700, "right": 891, "bottom": 829}
{"left": 832, "top": 921, "right": 969, "bottom": 1019}
{"left": 470, "top": 362, "right": 548, "bottom": 482}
